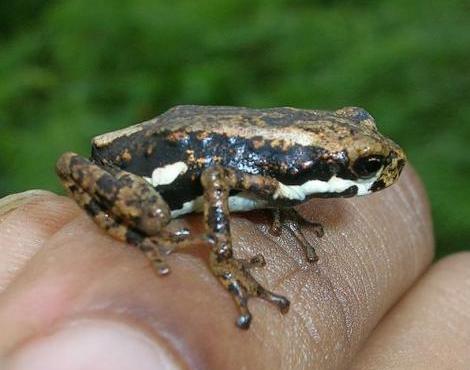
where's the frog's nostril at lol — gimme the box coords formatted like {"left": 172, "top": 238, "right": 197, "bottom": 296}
{"left": 397, "top": 158, "right": 406, "bottom": 174}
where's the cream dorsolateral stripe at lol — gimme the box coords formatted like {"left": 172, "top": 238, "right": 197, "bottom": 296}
{"left": 274, "top": 170, "right": 382, "bottom": 201}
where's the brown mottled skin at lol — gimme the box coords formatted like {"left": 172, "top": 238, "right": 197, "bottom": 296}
{"left": 56, "top": 105, "right": 406, "bottom": 329}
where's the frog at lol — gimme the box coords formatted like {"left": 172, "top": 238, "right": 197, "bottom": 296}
{"left": 56, "top": 105, "right": 406, "bottom": 329}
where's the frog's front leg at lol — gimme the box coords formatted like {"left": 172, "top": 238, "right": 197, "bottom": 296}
{"left": 56, "top": 152, "right": 190, "bottom": 275}
{"left": 225, "top": 168, "right": 325, "bottom": 264}
{"left": 271, "top": 208, "right": 324, "bottom": 263}
{"left": 200, "top": 166, "right": 290, "bottom": 329}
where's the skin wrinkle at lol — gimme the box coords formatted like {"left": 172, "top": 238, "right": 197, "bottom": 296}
{"left": 297, "top": 280, "right": 345, "bottom": 369}
{"left": 327, "top": 230, "right": 365, "bottom": 342}
{"left": 287, "top": 309, "right": 319, "bottom": 366}
{"left": 388, "top": 189, "right": 419, "bottom": 273}
{"left": 373, "top": 186, "right": 414, "bottom": 300}
{"left": 344, "top": 213, "right": 377, "bottom": 321}
{"left": 329, "top": 244, "right": 369, "bottom": 361}
{"left": 368, "top": 199, "right": 396, "bottom": 309}
{"left": 329, "top": 206, "right": 380, "bottom": 343}
{"left": 271, "top": 257, "right": 343, "bottom": 369}
{"left": 343, "top": 252, "right": 371, "bottom": 339}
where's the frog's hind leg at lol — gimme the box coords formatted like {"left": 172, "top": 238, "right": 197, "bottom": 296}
{"left": 56, "top": 152, "right": 187, "bottom": 275}
{"left": 271, "top": 208, "right": 324, "bottom": 263}
{"left": 201, "top": 166, "right": 290, "bottom": 329}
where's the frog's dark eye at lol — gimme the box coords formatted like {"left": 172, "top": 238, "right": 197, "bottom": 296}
{"left": 353, "top": 155, "right": 383, "bottom": 179}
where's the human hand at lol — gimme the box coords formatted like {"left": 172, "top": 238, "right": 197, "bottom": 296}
{"left": 0, "top": 167, "right": 469, "bottom": 369}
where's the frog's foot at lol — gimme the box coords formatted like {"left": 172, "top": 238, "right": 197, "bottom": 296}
{"left": 271, "top": 208, "right": 323, "bottom": 263}
{"left": 209, "top": 251, "right": 290, "bottom": 329}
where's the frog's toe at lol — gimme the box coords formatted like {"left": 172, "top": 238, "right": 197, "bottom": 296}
{"left": 147, "top": 259, "right": 170, "bottom": 275}
{"left": 141, "top": 246, "right": 172, "bottom": 275}
{"left": 242, "top": 254, "right": 266, "bottom": 268}
{"left": 155, "top": 263, "right": 170, "bottom": 275}
{"left": 209, "top": 251, "right": 289, "bottom": 328}
{"left": 311, "top": 222, "right": 324, "bottom": 238}
{"left": 304, "top": 242, "right": 319, "bottom": 263}
{"left": 170, "top": 227, "right": 191, "bottom": 241}
{"left": 259, "top": 288, "right": 290, "bottom": 314}
{"left": 236, "top": 313, "right": 252, "bottom": 330}
{"left": 284, "top": 220, "right": 320, "bottom": 263}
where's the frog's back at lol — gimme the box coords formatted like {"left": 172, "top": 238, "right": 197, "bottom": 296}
{"left": 146, "top": 105, "right": 343, "bottom": 141}
{"left": 93, "top": 105, "right": 379, "bottom": 153}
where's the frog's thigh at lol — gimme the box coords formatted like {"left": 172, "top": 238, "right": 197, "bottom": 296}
{"left": 56, "top": 153, "right": 172, "bottom": 274}
{"left": 57, "top": 152, "right": 172, "bottom": 236}
{"left": 59, "top": 174, "right": 130, "bottom": 242}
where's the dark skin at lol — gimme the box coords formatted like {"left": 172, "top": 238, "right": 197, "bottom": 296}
{"left": 2, "top": 168, "right": 470, "bottom": 369}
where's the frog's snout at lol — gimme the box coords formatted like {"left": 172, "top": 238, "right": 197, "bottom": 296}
{"left": 372, "top": 147, "right": 407, "bottom": 192}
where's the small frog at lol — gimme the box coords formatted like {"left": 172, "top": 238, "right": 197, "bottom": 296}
{"left": 56, "top": 105, "right": 406, "bottom": 329}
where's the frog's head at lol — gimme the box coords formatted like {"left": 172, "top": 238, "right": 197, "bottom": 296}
{"left": 334, "top": 107, "right": 407, "bottom": 195}
{"left": 269, "top": 106, "right": 407, "bottom": 202}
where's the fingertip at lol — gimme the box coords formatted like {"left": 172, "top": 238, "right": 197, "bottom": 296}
{"left": 0, "top": 192, "right": 79, "bottom": 291}
{"left": 4, "top": 320, "right": 183, "bottom": 370}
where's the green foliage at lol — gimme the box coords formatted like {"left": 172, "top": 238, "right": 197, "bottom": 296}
{"left": 0, "top": 0, "right": 468, "bottom": 255}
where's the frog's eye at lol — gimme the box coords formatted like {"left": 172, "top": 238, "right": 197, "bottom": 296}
{"left": 353, "top": 155, "right": 383, "bottom": 179}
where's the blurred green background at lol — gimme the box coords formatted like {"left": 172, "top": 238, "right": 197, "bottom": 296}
{"left": 0, "top": 0, "right": 468, "bottom": 257}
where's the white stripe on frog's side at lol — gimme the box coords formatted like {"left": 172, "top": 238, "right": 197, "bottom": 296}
{"left": 273, "top": 169, "right": 382, "bottom": 201}
{"left": 143, "top": 162, "right": 188, "bottom": 187}
{"left": 170, "top": 193, "right": 269, "bottom": 218}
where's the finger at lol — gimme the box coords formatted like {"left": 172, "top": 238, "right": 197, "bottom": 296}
{"left": 0, "top": 166, "right": 433, "bottom": 370}
{"left": 350, "top": 252, "right": 470, "bottom": 370}
{"left": 0, "top": 191, "right": 79, "bottom": 291}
